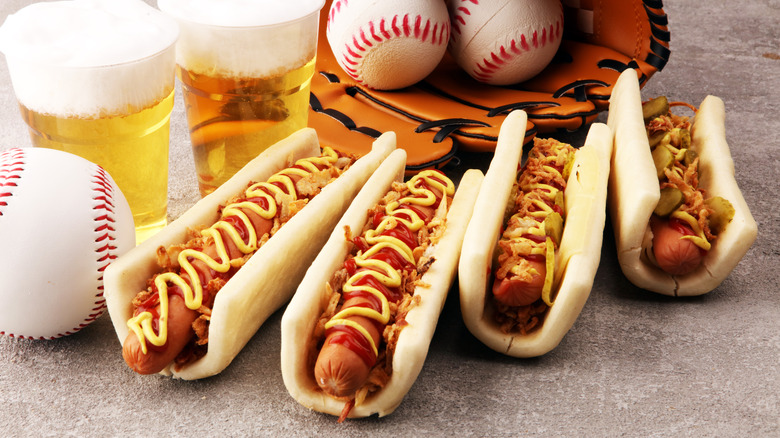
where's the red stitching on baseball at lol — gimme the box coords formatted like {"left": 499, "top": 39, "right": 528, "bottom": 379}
{"left": 451, "top": 6, "right": 469, "bottom": 36}
{"left": 391, "top": 16, "right": 401, "bottom": 37}
{"left": 450, "top": 1, "right": 563, "bottom": 82}
{"left": 520, "top": 34, "right": 530, "bottom": 51}
{"left": 345, "top": 45, "right": 361, "bottom": 60}
{"left": 379, "top": 17, "right": 392, "bottom": 40}
{"left": 0, "top": 148, "right": 24, "bottom": 217}
{"left": 0, "top": 158, "right": 123, "bottom": 339}
{"left": 359, "top": 25, "right": 373, "bottom": 48}
{"left": 411, "top": 15, "right": 420, "bottom": 38}
{"left": 334, "top": 11, "right": 449, "bottom": 83}
{"left": 471, "top": 8, "right": 564, "bottom": 83}
{"left": 351, "top": 34, "right": 365, "bottom": 52}
{"left": 368, "top": 21, "right": 381, "bottom": 43}
{"left": 74, "top": 165, "right": 119, "bottom": 338}
{"left": 449, "top": 0, "right": 479, "bottom": 40}
{"left": 327, "top": 0, "right": 349, "bottom": 33}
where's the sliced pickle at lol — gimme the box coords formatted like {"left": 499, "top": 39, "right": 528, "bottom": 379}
{"left": 654, "top": 187, "right": 684, "bottom": 217}
{"left": 648, "top": 131, "right": 666, "bottom": 148}
{"left": 543, "top": 211, "right": 564, "bottom": 246}
{"left": 562, "top": 151, "right": 575, "bottom": 180}
{"left": 705, "top": 196, "right": 735, "bottom": 234}
{"left": 684, "top": 148, "right": 699, "bottom": 167}
{"left": 541, "top": 237, "right": 556, "bottom": 306}
{"left": 679, "top": 128, "right": 692, "bottom": 149}
{"left": 652, "top": 145, "right": 673, "bottom": 179}
{"left": 643, "top": 96, "right": 669, "bottom": 122}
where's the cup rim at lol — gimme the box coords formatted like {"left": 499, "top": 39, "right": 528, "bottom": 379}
{"left": 0, "top": 0, "right": 180, "bottom": 70}
{"left": 157, "top": 0, "right": 325, "bottom": 30}
{"left": 3, "top": 39, "right": 178, "bottom": 71}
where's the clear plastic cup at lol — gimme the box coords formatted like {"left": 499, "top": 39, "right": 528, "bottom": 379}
{"left": 157, "top": 0, "right": 326, "bottom": 196}
{"left": 0, "top": 0, "right": 179, "bottom": 244}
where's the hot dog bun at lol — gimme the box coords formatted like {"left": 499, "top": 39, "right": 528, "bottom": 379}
{"left": 281, "top": 149, "right": 483, "bottom": 418}
{"left": 606, "top": 68, "right": 757, "bottom": 296}
{"left": 104, "top": 128, "right": 395, "bottom": 379}
{"left": 458, "top": 111, "right": 613, "bottom": 357}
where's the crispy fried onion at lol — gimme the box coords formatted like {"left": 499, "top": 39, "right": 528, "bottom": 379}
{"left": 316, "top": 176, "right": 449, "bottom": 408}
{"left": 493, "top": 137, "right": 575, "bottom": 334}
{"left": 651, "top": 109, "right": 716, "bottom": 243}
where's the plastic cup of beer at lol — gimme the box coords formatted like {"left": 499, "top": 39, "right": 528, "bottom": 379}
{"left": 157, "top": 0, "right": 325, "bottom": 196}
{"left": 0, "top": 0, "right": 179, "bottom": 244}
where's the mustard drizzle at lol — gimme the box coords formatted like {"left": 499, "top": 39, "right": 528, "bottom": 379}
{"left": 128, "top": 147, "right": 339, "bottom": 354}
{"left": 506, "top": 172, "right": 562, "bottom": 256}
{"left": 324, "top": 171, "right": 455, "bottom": 359}
{"left": 501, "top": 143, "right": 571, "bottom": 306}
{"left": 671, "top": 210, "right": 712, "bottom": 251}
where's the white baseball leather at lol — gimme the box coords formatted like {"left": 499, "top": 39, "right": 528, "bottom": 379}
{"left": 326, "top": 0, "right": 450, "bottom": 90}
{"left": 0, "top": 148, "right": 135, "bottom": 339}
{"left": 449, "top": 0, "right": 564, "bottom": 85}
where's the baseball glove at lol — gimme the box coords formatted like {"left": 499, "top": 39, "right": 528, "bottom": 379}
{"left": 309, "top": 0, "right": 671, "bottom": 172}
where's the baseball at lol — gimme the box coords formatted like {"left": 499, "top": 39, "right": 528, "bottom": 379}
{"left": 0, "top": 148, "right": 135, "bottom": 339}
{"left": 326, "top": 0, "right": 451, "bottom": 90}
{"left": 448, "top": 0, "right": 564, "bottom": 85}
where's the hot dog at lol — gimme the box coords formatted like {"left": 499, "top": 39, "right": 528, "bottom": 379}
{"left": 606, "top": 68, "right": 757, "bottom": 296}
{"left": 281, "top": 149, "right": 483, "bottom": 420}
{"left": 458, "top": 110, "right": 613, "bottom": 357}
{"left": 104, "top": 128, "right": 395, "bottom": 379}
{"left": 121, "top": 152, "right": 330, "bottom": 375}
{"left": 313, "top": 172, "right": 444, "bottom": 401}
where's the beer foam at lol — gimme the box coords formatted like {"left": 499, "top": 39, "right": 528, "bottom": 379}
{"left": 157, "top": 0, "right": 325, "bottom": 27}
{"left": 0, "top": 0, "right": 179, "bottom": 117}
{"left": 158, "top": 0, "right": 325, "bottom": 78}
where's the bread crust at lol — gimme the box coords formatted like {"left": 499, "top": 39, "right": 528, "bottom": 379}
{"left": 607, "top": 69, "right": 757, "bottom": 296}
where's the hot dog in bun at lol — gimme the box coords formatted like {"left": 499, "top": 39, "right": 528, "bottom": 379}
{"left": 458, "top": 111, "right": 613, "bottom": 357}
{"left": 606, "top": 68, "right": 757, "bottom": 296}
{"left": 281, "top": 148, "right": 483, "bottom": 420}
{"left": 104, "top": 128, "right": 395, "bottom": 379}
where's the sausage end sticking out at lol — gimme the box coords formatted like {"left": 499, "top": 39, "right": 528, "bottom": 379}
{"left": 122, "top": 294, "right": 199, "bottom": 375}
{"left": 492, "top": 259, "right": 546, "bottom": 307}
{"left": 651, "top": 216, "right": 704, "bottom": 276}
{"left": 314, "top": 342, "right": 372, "bottom": 398}
{"left": 314, "top": 311, "right": 381, "bottom": 398}
{"left": 311, "top": 171, "right": 448, "bottom": 403}
{"left": 122, "top": 204, "right": 276, "bottom": 374}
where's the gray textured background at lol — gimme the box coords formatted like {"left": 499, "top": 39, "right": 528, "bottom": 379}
{"left": 1, "top": 0, "right": 778, "bottom": 436}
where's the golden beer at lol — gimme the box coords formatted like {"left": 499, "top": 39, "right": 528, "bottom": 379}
{"left": 19, "top": 91, "right": 175, "bottom": 243}
{"left": 159, "top": 0, "right": 324, "bottom": 196}
{"left": 179, "top": 58, "right": 315, "bottom": 196}
{"left": 0, "top": 0, "right": 179, "bottom": 245}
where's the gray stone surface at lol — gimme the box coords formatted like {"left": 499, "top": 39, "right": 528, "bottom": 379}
{"left": 0, "top": 0, "right": 778, "bottom": 436}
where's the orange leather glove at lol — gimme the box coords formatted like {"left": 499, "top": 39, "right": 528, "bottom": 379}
{"left": 309, "top": 0, "right": 671, "bottom": 171}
